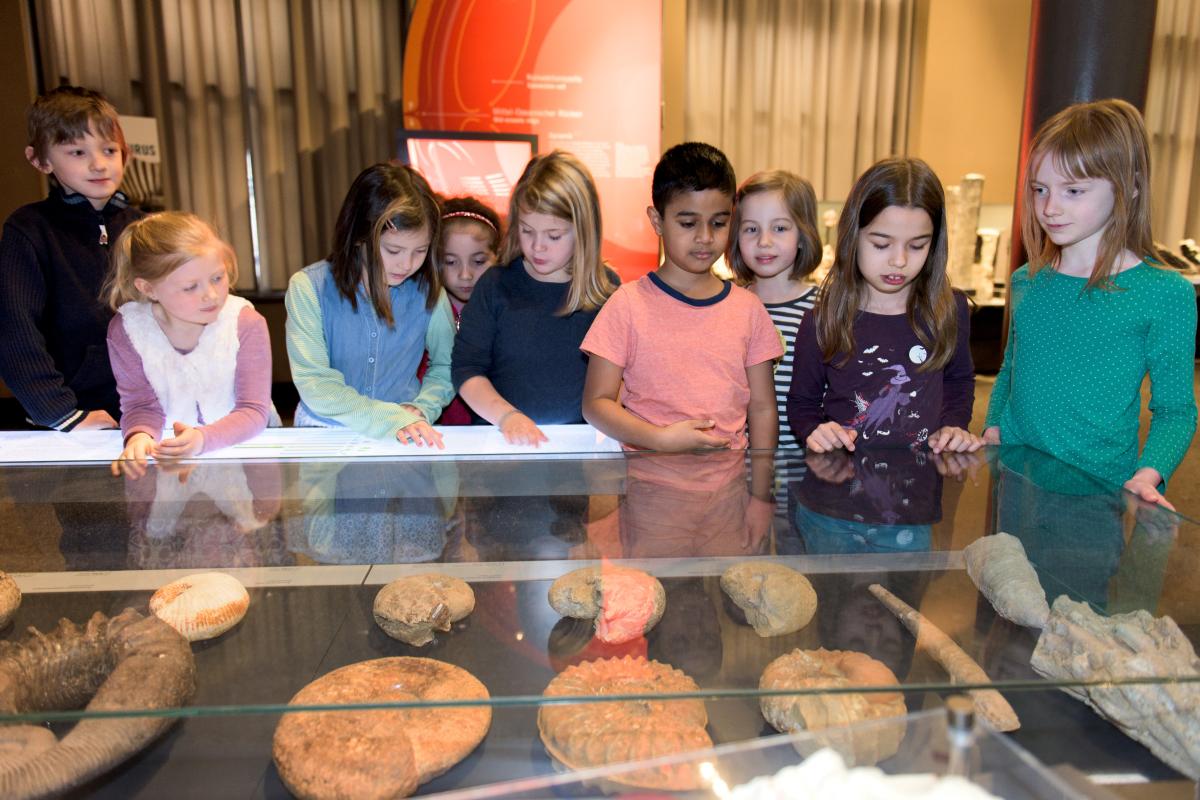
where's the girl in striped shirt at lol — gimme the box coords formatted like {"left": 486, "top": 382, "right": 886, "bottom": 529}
{"left": 731, "top": 171, "right": 822, "bottom": 449}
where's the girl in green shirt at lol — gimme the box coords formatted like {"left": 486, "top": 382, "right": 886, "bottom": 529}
{"left": 985, "top": 99, "right": 1197, "bottom": 508}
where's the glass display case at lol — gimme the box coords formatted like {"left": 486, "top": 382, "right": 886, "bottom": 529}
{"left": 0, "top": 434, "right": 1196, "bottom": 798}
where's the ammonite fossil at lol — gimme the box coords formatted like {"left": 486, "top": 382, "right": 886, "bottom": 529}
{"left": 759, "top": 648, "right": 907, "bottom": 766}
{"left": 150, "top": 571, "right": 250, "bottom": 642}
{"left": 548, "top": 566, "right": 666, "bottom": 644}
{"left": 273, "top": 657, "right": 491, "bottom": 799}
{"left": 0, "top": 609, "right": 196, "bottom": 799}
{"left": 0, "top": 572, "right": 19, "bottom": 629}
{"left": 373, "top": 574, "right": 475, "bottom": 646}
{"left": 720, "top": 562, "right": 817, "bottom": 637}
{"left": 538, "top": 656, "right": 711, "bottom": 790}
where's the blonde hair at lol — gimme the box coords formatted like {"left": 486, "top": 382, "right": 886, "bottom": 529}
{"left": 106, "top": 212, "right": 237, "bottom": 310}
{"left": 501, "top": 151, "right": 616, "bottom": 315}
{"left": 729, "top": 170, "right": 822, "bottom": 284}
{"left": 1023, "top": 98, "right": 1160, "bottom": 289}
{"left": 815, "top": 157, "right": 958, "bottom": 371}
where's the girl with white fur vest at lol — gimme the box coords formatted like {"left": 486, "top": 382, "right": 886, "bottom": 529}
{"left": 106, "top": 212, "right": 273, "bottom": 475}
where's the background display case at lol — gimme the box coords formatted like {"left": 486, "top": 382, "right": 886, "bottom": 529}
{"left": 0, "top": 436, "right": 1196, "bottom": 797}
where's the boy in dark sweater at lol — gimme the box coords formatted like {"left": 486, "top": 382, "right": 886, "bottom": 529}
{"left": 0, "top": 86, "right": 143, "bottom": 430}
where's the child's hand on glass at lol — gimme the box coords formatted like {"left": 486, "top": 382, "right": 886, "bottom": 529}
{"left": 498, "top": 410, "right": 548, "bottom": 447}
{"left": 928, "top": 425, "right": 983, "bottom": 454}
{"left": 805, "top": 422, "right": 857, "bottom": 453}
{"left": 154, "top": 422, "right": 205, "bottom": 459}
{"left": 982, "top": 426, "right": 1001, "bottom": 445}
{"left": 397, "top": 405, "right": 445, "bottom": 448}
{"left": 1124, "top": 467, "right": 1174, "bottom": 511}
{"left": 655, "top": 419, "right": 729, "bottom": 451}
{"left": 110, "top": 431, "right": 156, "bottom": 479}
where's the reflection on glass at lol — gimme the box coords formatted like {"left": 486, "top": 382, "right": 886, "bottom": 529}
{"left": 992, "top": 445, "right": 1177, "bottom": 615}
{"left": 615, "top": 451, "right": 768, "bottom": 558}
{"left": 789, "top": 448, "right": 945, "bottom": 554}
{"left": 124, "top": 462, "right": 286, "bottom": 569}
{"left": 461, "top": 461, "right": 594, "bottom": 562}
{"left": 287, "top": 461, "right": 460, "bottom": 564}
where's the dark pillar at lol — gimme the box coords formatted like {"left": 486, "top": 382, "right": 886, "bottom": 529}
{"left": 1008, "top": 0, "right": 1158, "bottom": 276}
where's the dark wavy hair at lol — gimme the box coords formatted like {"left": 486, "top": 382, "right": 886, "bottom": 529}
{"left": 327, "top": 163, "right": 440, "bottom": 325}
{"left": 815, "top": 157, "right": 956, "bottom": 371}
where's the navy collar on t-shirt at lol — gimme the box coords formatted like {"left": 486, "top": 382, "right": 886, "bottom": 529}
{"left": 648, "top": 271, "right": 731, "bottom": 307}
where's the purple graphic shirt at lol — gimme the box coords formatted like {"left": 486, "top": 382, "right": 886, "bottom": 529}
{"left": 786, "top": 293, "right": 975, "bottom": 448}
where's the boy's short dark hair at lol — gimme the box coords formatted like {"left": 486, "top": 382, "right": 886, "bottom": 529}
{"left": 651, "top": 142, "right": 736, "bottom": 214}
{"left": 27, "top": 86, "right": 128, "bottom": 164}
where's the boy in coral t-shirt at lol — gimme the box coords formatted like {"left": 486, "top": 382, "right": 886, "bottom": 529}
{"left": 581, "top": 142, "right": 782, "bottom": 452}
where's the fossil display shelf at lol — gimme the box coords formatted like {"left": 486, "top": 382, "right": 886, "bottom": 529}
{"left": 0, "top": 430, "right": 1196, "bottom": 797}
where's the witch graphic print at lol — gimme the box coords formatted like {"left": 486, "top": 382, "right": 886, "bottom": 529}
{"left": 786, "top": 293, "right": 975, "bottom": 449}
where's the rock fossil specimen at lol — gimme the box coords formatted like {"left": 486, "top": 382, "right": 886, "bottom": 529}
{"left": 548, "top": 566, "right": 666, "bottom": 644}
{"left": 539, "top": 656, "right": 710, "bottom": 790}
{"left": 869, "top": 584, "right": 1019, "bottom": 731}
{"left": 273, "top": 657, "right": 491, "bottom": 799}
{"left": 373, "top": 574, "right": 475, "bottom": 646}
{"left": 1031, "top": 596, "right": 1200, "bottom": 779}
{"left": 0, "top": 572, "right": 19, "bottom": 629}
{"left": 150, "top": 571, "right": 249, "bottom": 641}
{"left": 0, "top": 609, "right": 196, "bottom": 799}
{"left": 963, "top": 532, "right": 1049, "bottom": 628}
{"left": 721, "top": 562, "right": 817, "bottom": 637}
{"left": 759, "top": 648, "right": 907, "bottom": 766}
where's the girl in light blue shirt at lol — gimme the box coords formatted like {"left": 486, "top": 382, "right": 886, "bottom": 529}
{"left": 285, "top": 163, "right": 455, "bottom": 446}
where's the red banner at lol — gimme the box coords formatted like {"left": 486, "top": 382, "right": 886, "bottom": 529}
{"left": 403, "top": 0, "right": 662, "bottom": 280}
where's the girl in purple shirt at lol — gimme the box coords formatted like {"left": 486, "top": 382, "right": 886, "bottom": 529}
{"left": 787, "top": 158, "right": 979, "bottom": 454}
{"left": 106, "top": 212, "right": 273, "bottom": 475}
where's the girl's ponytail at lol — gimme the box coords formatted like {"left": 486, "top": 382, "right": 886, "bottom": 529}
{"left": 104, "top": 217, "right": 145, "bottom": 310}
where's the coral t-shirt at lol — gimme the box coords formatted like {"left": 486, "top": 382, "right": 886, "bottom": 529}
{"left": 581, "top": 273, "right": 783, "bottom": 450}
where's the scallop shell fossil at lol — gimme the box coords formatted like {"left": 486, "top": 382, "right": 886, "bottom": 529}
{"left": 538, "top": 656, "right": 711, "bottom": 790}
{"left": 150, "top": 572, "right": 249, "bottom": 642}
{"left": 548, "top": 566, "right": 666, "bottom": 644}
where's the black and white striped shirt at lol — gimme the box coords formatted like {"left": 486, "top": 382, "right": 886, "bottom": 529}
{"left": 763, "top": 285, "right": 819, "bottom": 448}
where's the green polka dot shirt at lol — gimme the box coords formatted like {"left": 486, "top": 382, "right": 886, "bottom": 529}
{"left": 985, "top": 262, "right": 1197, "bottom": 488}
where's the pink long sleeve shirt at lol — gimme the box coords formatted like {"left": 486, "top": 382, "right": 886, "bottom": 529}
{"left": 108, "top": 305, "right": 273, "bottom": 453}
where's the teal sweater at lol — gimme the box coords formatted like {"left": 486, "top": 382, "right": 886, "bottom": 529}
{"left": 985, "top": 263, "right": 1197, "bottom": 487}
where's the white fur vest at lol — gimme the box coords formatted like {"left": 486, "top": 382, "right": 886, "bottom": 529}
{"left": 118, "top": 296, "right": 250, "bottom": 427}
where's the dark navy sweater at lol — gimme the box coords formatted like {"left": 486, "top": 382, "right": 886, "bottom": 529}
{"left": 451, "top": 258, "right": 618, "bottom": 425}
{"left": 0, "top": 188, "right": 143, "bottom": 428}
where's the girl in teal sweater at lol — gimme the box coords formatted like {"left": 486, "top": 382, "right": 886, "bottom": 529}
{"left": 985, "top": 99, "right": 1197, "bottom": 508}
